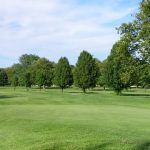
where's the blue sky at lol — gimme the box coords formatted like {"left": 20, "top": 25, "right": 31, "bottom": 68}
{"left": 0, "top": 0, "right": 141, "bottom": 67}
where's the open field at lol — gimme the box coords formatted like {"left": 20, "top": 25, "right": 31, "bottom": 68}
{"left": 0, "top": 87, "right": 150, "bottom": 150}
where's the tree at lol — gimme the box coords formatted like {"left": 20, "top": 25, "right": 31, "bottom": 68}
{"left": 10, "top": 64, "right": 25, "bottom": 86}
{"left": 74, "top": 51, "right": 99, "bottom": 93}
{"left": 116, "top": 0, "right": 150, "bottom": 89}
{"left": 118, "top": 0, "right": 150, "bottom": 63}
{"left": 0, "top": 69, "right": 8, "bottom": 86}
{"left": 11, "top": 75, "right": 18, "bottom": 91}
{"left": 24, "top": 72, "right": 32, "bottom": 90}
{"left": 19, "top": 54, "right": 40, "bottom": 68}
{"left": 36, "top": 70, "right": 45, "bottom": 90}
{"left": 96, "top": 59, "right": 107, "bottom": 90}
{"left": 32, "top": 58, "right": 54, "bottom": 89}
{"left": 54, "top": 57, "right": 73, "bottom": 92}
{"left": 139, "top": 63, "right": 150, "bottom": 88}
{"left": 105, "top": 39, "right": 136, "bottom": 94}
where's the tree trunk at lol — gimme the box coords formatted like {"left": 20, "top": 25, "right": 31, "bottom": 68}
{"left": 104, "top": 86, "right": 105, "bottom": 91}
{"left": 116, "top": 90, "right": 121, "bottom": 95}
{"left": 83, "top": 88, "right": 86, "bottom": 93}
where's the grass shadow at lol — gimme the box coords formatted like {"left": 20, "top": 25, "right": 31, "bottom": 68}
{"left": 0, "top": 95, "right": 17, "bottom": 99}
{"left": 68, "top": 91, "right": 83, "bottom": 94}
{"left": 83, "top": 143, "right": 111, "bottom": 150}
{"left": 136, "top": 142, "right": 150, "bottom": 150}
{"left": 86, "top": 92, "right": 99, "bottom": 94}
{"left": 122, "top": 93, "right": 150, "bottom": 97}
{"left": 92, "top": 88, "right": 111, "bottom": 92}
{"left": 68, "top": 91, "right": 98, "bottom": 94}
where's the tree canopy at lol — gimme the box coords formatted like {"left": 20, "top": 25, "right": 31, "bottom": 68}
{"left": 74, "top": 51, "right": 99, "bottom": 93}
{"left": 54, "top": 57, "right": 73, "bottom": 92}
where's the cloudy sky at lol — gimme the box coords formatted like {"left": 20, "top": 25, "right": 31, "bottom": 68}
{"left": 0, "top": 0, "right": 141, "bottom": 67}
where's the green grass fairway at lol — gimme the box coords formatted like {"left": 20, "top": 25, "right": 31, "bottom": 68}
{"left": 0, "top": 87, "right": 150, "bottom": 150}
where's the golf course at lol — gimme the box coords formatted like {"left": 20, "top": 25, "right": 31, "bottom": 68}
{"left": 0, "top": 87, "right": 150, "bottom": 150}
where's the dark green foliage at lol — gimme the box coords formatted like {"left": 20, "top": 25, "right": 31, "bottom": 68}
{"left": 118, "top": 0, "right": 150, "bottom": 63}
{"left": 116, "top": 0, "right": 150, "bottom": 89}
{"left": 139, "top": 63, "right": 150, "bottom": 88}
{"left": 54, "top": 57, "right": 73, "bottom": 92}
{"left": 105, "top": 40, "right": 136, "bottom": 94}
{"left": 36, "top": 70, "right": 45, "bottom": 90}
{"left": 96, "top": 60, "right": 107, "bottom": 89}
{"left": 0, "top": 69, "right": 8, "bottom": 86}
{"left": 12, "top": 64, "right": 25, "bottom": 86}
{"left": 11, "top": 75, "right": 18, "bottom": 90}
{"left": 24, "top": 72, "right": 32, "bottom": 89}
{"left": 74, "top": 51, "right": 99, "bottom": 93}
{"left": 33, "top": 58, "right": 54, "bottom": 89}
{"left": 19, "top": 54, "right": 40, "bottom": 68}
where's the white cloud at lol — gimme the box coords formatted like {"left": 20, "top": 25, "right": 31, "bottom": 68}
{"left": 0, "top": 0, "right": 139, "bottom": 67}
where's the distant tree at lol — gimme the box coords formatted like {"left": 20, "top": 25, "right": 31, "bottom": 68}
{"left": 36, "top": 70, "right": 45, "bottom": 90}
{"left": 10, "top": 64, "right": 25, "bottom": 86}
{"left": 5, "top": 67, "right": 14, "bottom": 85}
{"left": 24, "top": 72, "right": 32, "bottom": 90}
{"left": 33, "top": 58, "right": 54, "bottom": 89}
{"left": 11, "top": 75, "right": 18, "bottom": 91}
{"left": 0, "top": 69, "right": 8, "bottom": 86}
{"left": 54, "top": 57, "right": 73, "bottom": 92}
{"left": 74, "top": 51, "right": 99, "bottom": 93}
{"left": 95, "top": 59, "right": 107, "bottom": 90}
{"left": 19, "top": 54, "right": 40, "bottom": 68}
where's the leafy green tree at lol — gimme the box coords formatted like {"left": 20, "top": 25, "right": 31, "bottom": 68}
{"left": 139, "top": 63, "right": 150, "bottom": 88}
{"left": 54, "top": 57, "right": 73, "bottom": 92}
{"left": 14, "top": 54, "right": 40, "bottom": 87}
{"left": 96, "top": 59, "right": 107, "bottom": 90}
{"left": 116, "top": 0, "right": 150, "bottom": 89}
{"left": 19, "top": 54, "right": 40, "bottom": 68}
{"left": 10, "top": 64, "right": 25, "bottom": 86}
{"left": 118, "top": 0, "right": 150, "bottom": 63}
{"left": 74, "top": 51, "right": 99, "bottom": 93}
{"left": 33, "top": 58, "right": 54, "bottom": 89}
{"left": 105, "top": 39, "right": 136, "bottom": 94}
{"left": 11, "top": 75, "right": 18, "bottom": 91}
{"left": 0, "top": 69, "right": 8, "bottom": 86}
{"left": 36, "top": 70, "right": 45, "bottom": 90}
{"left": 25, "top": 72, "right": 32, "bottom": 90}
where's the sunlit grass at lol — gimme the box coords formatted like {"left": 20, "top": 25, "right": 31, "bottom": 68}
{"left": 0, "top": 87, "right": 150, "bottom": 150}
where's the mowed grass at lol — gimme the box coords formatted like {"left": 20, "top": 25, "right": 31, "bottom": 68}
{"left": 0, "top": 87, "right": 150, "bottom": 150}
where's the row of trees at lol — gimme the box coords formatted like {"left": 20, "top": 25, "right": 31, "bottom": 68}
{"left": 0, "top": 52, "right": 99, "bottom": 93}
{"left": 0, "top": 0, "right": 149, "bottom": 94}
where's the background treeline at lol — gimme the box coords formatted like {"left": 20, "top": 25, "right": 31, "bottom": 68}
{"left": 0, "top": 0, "right": 150, "bottom": 94}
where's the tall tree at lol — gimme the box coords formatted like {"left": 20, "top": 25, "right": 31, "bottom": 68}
{"left": 105, "top": 39, "right": 136, "bottom": 94}
{"left": 74, "top": 51, "right": 99, "bottom": 93}
{"left": 116, "top": 0, "right": 150, "bottom": 89}
{"left": 33, "top": 58, "right": 54, "bottom": 89}
{"left": 118, "top": 0, "right": 150, "bottom": 63}
{"left": 97, "top": 60, "right": 107, "bottom": 90}
{"left": 54, "top": 57, "right": 73, "bottom": 92}
{"left": 11, "top": 64, "right": 25, "bottom": 86}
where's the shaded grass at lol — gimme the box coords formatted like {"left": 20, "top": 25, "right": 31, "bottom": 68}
{"left": 0, "top": 87, "right": 150, "bottom": 150}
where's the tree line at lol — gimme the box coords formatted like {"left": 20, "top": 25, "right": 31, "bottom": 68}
{"left": 0, "top": 0, "right": 150, "bottom": 94}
